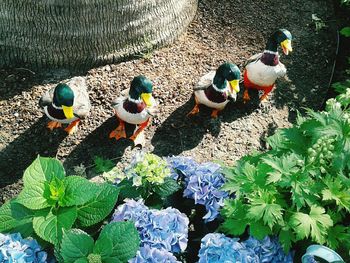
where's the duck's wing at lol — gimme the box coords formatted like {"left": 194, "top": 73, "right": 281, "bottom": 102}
{"left": 39, "top": 86, "right": 55, "bottom": 108}
{"left": 193, "top": 71, "right": 215, "bottom": 91}
{"left": 67, "top": 77, "right": 91, "bottom": 119}
{"left": 111, "top": 88, "right": 129, "bottom": 108}
{"left": 244, "top": 53, "right": 263, "bottom": 68}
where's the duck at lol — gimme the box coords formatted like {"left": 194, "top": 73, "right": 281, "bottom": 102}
{"left": 109, "top": 75, "right": 156, "bottom": 142}
{"left": 243, "top": 29, "right": 292, "bottom": 103}
{"left": 39, "top": 76, "right": 91, "bottom": 134}
{"left": 187, "top": 62, "right": 241, "bottom": 118}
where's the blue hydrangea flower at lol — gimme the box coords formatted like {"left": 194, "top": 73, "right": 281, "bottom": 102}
{"left": 129, "top": 245, "right": 180, "bottom": 263}
{"left": 198, "top": 233, "right": 259, "bottom": 263}
{"left": 183, "top": 162, "right": 229, "bottom": 222}
{"left": 0, "top": 233, "right": 47, "bottom": 263}
{"left": 166, "top": 156, "right": 198, "bottom": 181}
{"left": 243, "top": 236, "right": 293, "bottom": 263}
{"left": 111, "top": 199, "right": 189, "bottom": 254}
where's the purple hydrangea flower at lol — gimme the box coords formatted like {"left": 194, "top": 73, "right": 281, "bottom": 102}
{"left": 111, "top": 199, "right": 189, "bottom": 254}
{"left": 166, "top": 156, "right": 198, "bottom": 181}
{"left": 243, "top": 236, "right": 293, "bottom": 263}
{"left": 183, "top": 162, "right": 229, "bottom": 222}
{"left": 0, "top": 233, "right": 47, "bottom": 263}
{"left": 129, "top": 245, "right": 180, "bottom": 263}
{"left": 198, "top": 233, "right": 259, "bottom": 263}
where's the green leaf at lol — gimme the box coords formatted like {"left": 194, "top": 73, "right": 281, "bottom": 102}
{"left": 221, "top": 218, "right": 247, "bottom": 236}
{"left": 23, "top": 156, "right": 65, "bottom": 187}
{"left": 279, "top": 228, "right": 294, "bottom": 253}
{"left": 322, "top": 176, "right": 350, "bottom": 212}
{"left": 326, "top": 225, "right": 350, "bottom": 250}
{"left": 289, "top": 206, "right": 333, "bottom": 244}
{"left": 118, "top": 180, "right": 141, "bottom": 200}
{"left": 93, "top": 234, "right": 113, "bottom": 259}
{"left": 98, "top": 221, "right": 140, "bottom": 262}
{"left": 77, "top": 184, "right": 119, "bottom": 227}
{"left": 153, "top": 177, "right": 181, "bottom": 197}
{"left": 60, "top": 176, "right": 99, "bottom": 207}
{"left": 340, "top": 27, "right": 350, "bottom": 37}
{"left": 74, "top": 258, "right": 88, "bottom": 263}
{"left": 262, "top": 154, "right": 299, "bottom": 184}
{"left": 0, "top": 200, "right": 34, "bottom": 236}
{"left": 33, "top": 206, "right": 77, "bottom": 245}
{"left": 94, "top": 156, "right": 114, "bottom": 174}
{"left": 16, "top": 182, "right": 53, "bottom": 210}
{"left": 247, "top": 196, "right": 284, "bottom": 229}
{"left": 249, "top": 220, "right": 271, "bottom": 240}
{"left": 60, "top": 229, "right": 94, "bottom": 263}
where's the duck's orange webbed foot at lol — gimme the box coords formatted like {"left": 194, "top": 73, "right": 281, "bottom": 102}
{"left": 211, "top": 109, "right": 221, "bottom": 119}
{"left": 129, "top": 119, "right": 150, "bottom": 142}
{"left": 64, "top": 119, "right": 80, "bottom": 135}
{"left": 109, "top": 120, "right": 126, "bottom": 140}
{"left": 187, "top": 103, "right": 200, "bottom": 117}
{"left": 47, "top": 121, "right": 62, "bottom": 131}
{"left": 243, "top": 89, "right": 251, "bottom": 104}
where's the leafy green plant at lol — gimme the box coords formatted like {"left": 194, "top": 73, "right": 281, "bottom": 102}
{"left": 118, "top": 153, "right": 181, "bottom": 207}
{"left": 221, "top": 88, "right": 350, "bottom": 253}
{"left": 60, "top": 221, "right": 140, "bottom": 263}
{"left": 94, "top": 156, "right": 115, "bottom": 174}
{"left": 0, "top": 156, "right": 120, "bottom": 247}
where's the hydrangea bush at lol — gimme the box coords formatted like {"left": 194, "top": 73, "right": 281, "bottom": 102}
{"left": 167, "top": 156, "right": 229, "bottom": 222}
{"left": 198, "top": 233, "right": 293, "bottom": 263}
{"left": 111, "top": 199, "right": 189, "bottom": 261}
{"left": 130, "top": 245, "right": 180, "bottom": 263}
{"left": 0, "top": 233, "right": 47, "bottom": 263}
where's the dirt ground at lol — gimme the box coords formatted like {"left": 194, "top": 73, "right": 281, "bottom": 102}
{"left": 0, "top": 0, "right": 336, "bottom": 204}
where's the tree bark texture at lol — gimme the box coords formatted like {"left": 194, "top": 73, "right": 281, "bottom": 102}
{"left": 0, "top": 0, "right": 197, "bottom": 69}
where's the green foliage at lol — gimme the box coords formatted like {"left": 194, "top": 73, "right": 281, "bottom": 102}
{"left": 119, "top": 153, "right": 181, "bottom": 207}
{"left": 340, "top": 27, "right": 350, "bottom": 37}
{"left": 94, "top": 156, "right": 115, "bottom": 174}
{"left": 0, "top": 156, "right": 119, "bottom": 249}
{"left": 222, "top": 88, "right": 350, "bottom": 253}
{"left": 60, "top": 222, "right": 140, "bottom": 263}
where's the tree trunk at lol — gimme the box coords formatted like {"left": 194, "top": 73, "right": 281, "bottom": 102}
{"left": 0, "top": 0, "right": 197, "bottom": 69}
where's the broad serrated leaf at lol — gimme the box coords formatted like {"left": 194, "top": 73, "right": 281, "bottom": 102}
{"left": 60, "top": 176, "right": 99, "bottom": 207}
{"left": 23, "top": 156, "right": 65, "bottom": 187}
{"left": 322, "top": 176, "right": 350, "bottom": 212}
{"left": 118, "top": 180, "right": 141, "bottom": 200}
{"left": 326, "top": 225, "right": 350, "bottom": 250}
{"left": 74, "top": 258, "right": 88, "bottom": 263}
{"left": 154, "top": 177, "right": 181, "bottom": 197}
{"left": 221, "top": 218, "right": 247, "bottom": 236}
{"left": 98, "top": 222, "right": 140, "bottom": 262}
{"left": 94, "top": 156, "right": 114, "bottom": 174}
{"left": 262, "top": 154, "right": 299, "bottom": 184}
{"left": 77, "top": 184, "right": 119, "bottom": 227}
{"left": 289, "top": 206, "right": 333, "bottom": 244}
{"left": 93, "top": 234, "right": 113, "bottom": 259}
{"left": 0, "top": 200, "right": 34, "bottom": 233}
{"left": 60, "top": 229, "right": 94, "bottom": 263}
{"left": 340, "top": 27, "right": 350, "bottom": 37}
{"left": 16, "top": 183, "right": 52, "bottom": 210}
{"left": 249, "top": 220, "right": 271, "bottom": 240}
{"left": 247, "top": 200, "right": 284, "bottom": 229}
{"left": 33, "top": 206, "right": 77, "bottom": 245}
{"left": 279, "top": 228, "right": 294, "bottom": 253}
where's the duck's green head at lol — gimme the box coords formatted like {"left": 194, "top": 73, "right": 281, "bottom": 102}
{"left": 53, "top": 83, "right": 75, "bottom": 119}
{"left": 129, "top": 75, "right": 154, "bottom": 106}
{"left": 268, "top": 29, "right": 293, "bottom": 55}
{"left": 213, "top": 62, "right": 241, "bottom": 93}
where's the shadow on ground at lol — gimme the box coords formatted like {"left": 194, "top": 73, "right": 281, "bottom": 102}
{"left": 0, "top": 116, "right": 67, "bottom": 188}
{"left": 63, "top": 116, "right": 134, "bottom": 175}
{"left": 0, "top": 68, "right": 87, "bottom": 100}
{"left": 151, "top": 93, "right": 258, "bottom": 157}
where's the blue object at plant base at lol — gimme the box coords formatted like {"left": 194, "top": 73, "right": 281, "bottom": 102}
{"left": 302, "top": 245, "right": 344, "bottom": 263}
